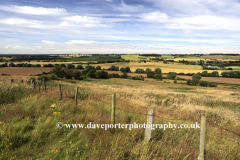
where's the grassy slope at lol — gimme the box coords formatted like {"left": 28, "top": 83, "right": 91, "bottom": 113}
{"left": 0, "top": 78, "right": 240, "bottom": 159}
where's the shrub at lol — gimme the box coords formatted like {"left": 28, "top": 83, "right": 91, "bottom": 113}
{"left": 147, "top": 71, "right": 155, "bottom": 78}
{"left": 176, "top": 77, "right": 185, "bottom": 80}
{"left": 52, "top": 66, "right": 66, "bottom": 78}
{"left": 154, "top": 68, "right": 162, "bottom": 74}
{"left": 95, "top": 71, "right": 108, "bottom": 79}
{"left": 131, "top": 76, "right": 142, "bottom": 80}
{"left": 82, "top": 66, "right": 95, "bottom": 75}
{"left": 187, "top": 79, "right": 192, "bottom": 85}
{"left": 9, "top": 62, "right": 15, "bottom": 67}
{"left": 72, "top": 71, "right": 81, "bottom": 80}
{"left": 199, "top": 80, "right": 208, "bottom": 87}
{"left": 43, "top": 64, "right": 53, "bottom": 67}
{"left": 86, "top": 69, "right": 96, "bottom": 78}
{"left": 153, "top": 74, "right": 162, "bottom": 80}
{"left": 67, "top": 64, "right": 75, "bottom": 69}
{"left": 65, "top": 70, "right": 73, "bottom": 79}
{"left": 174, "top": 80, "right": 177, "bottom": 83}
{"left": 61, "top": 64, "right": 66, "bottom": 68}
{"left": 145, "top": 68, "right": 152, "bottom": 73}
{"left": 16, "top": 64, "right": 23, "bottom": 67}
{"left": 228, "top": 68, "right": 233, "bottom": 70}
{"left": 134, "top": 68, "right": 145, "bottom": 73}
{"left": 76, "top": 65, "right": 83, "bottom": 69}
{"left": 167, "top": 73, "right": 176, "bottom": 80}
{"left": 111, "top": 73, "right": 120, "bottom": 78}
{"left": 120, "top": 73, "right": 128, "bottom": 79}
{"left": 108, "top": 65, "right": 119, "bottom": 71}
{"left": 192, "top": 79, "right": 199, "bottom": 85}
{"left": 209, "top": 82, "right": 218, "bottom": 87}
{"left": 192, "top": 74, "right": 202, "bottom": 80}
{"left": 178, "top": 72, "right": 185, "bottom": 75}
{"left": 120, "top": 66, "right": 131, "bottom": 73}
{"left": 96, "top": 66, "right": 101, "bottom": 70}
{"left": 38, "top": 75, "right": 49, "bottom": 82}
{"left": 49, "top": 74, "right": 58, "bottom": 80}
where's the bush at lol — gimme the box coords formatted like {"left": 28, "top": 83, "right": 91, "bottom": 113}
{"left": 192, "top": 74, "right": 202, "bottom": 80}
{"left": 61, "top": 64, "right": 66, "bottom": 68}
{"left": 72, "top": 71, "right": 81, "bottom": 80}
{"left": 67, "top": 64, "right": 75, "bottom": 69}
{"left": 134, "top": 68, "right": 145, "bottom": 73}
{"left": 82, "top": 66, "right": 95, "bottom": 75}
{"left": 167, "top": 73, "right": 176, "bottom": 80}
{"left": 49, "top": 74, "right": 58, "bottom": 80}
{"left": 76, "top": 65, "right": 83, "bottom": 69}
{"left": 187, "top": 79, "right": 192, "bottom": 85}
{"left": 95, "top": 71, "right": 108, "bottom": 79}
{"left": 43, "top": 64, "right": 53, "bottom": 67}
{"left": 176, "top": 77, "right": 185, "bottom": 80}
{"left": 120, "top": 73, "right": 128, "bottom": 79}
{"left": 153, "top": 74, "right": 163, "bottom": 80}
{"left": 154, "top": 68, "right": 162, "bottom": 74}
{"left": 192, "top": 79, "right": 199, "bottom": 85}
{"left": 228, "top": 68, "right": 233, "bottom": 70}
{"left": 178, "top": 72, "right": 185, "bottom": 75}
{"left": 9, "top": 62, "right": 15, "bottom": 67}
{"left": 120, "top": 66, "right": 131, "bottom": 73}
{"left": 131, "top": 76, "right": 142, "bottom": 80}
{"left": 145, "top": 68, "right": 152, "bottom": 73}
{"left": 86, "top": 69, "right": 96, "bottom": 78}
{"left": 209, "top": 82, "right": 218, "bottom": 87}
{"left": 108, "top": 65, "right": 119, "bottom": 71}
{"left": 65, "top": 70, "right": 73, "bottom": 79}
{"left": 52, "top": 66, "right": 66, "bottom": 78}
{"left": 147, "top": 71, "right": 155, "bottom": 78}
{"left": 96, "top": 66, "right": 101, "bottom": 70}
{"left": 199, "top": 80, "right": 208, "bottom": 87}
{"left": 37, "top": 75, "right": 49, "bottom": 82}
{"left": 174, "top": 80, "right": 177, "bottom": 83}
{"left": 111, "top": 73, "right": 120, "bottom": 78}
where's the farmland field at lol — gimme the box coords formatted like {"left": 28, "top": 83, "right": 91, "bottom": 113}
{"left": 92, "top": 62, "right": 226, "bottom": 74}
{"left": 0, "top": 67, "right": 53, "bottom": 76}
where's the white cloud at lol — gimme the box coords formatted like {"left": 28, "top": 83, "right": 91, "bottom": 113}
{"left": 105, "top": 0, "right": 114, "bottom": 2}
{"left": 115, "top": 0, "right": 144, "bottom": 12}
{"left": 167, "top": 15, "right": 240, "bottom": 31}
{"left": 61, "top": 16, "right": 104, "bottom": 27}
{"left": 41, "top": 40, "right": 56, "bottom": 44}
{"left": 65, "top": 40, "right": 97, "bottom": 44}
{"left": 141, "top": 11, "right": 168, "bottom": 22}
{"left": 0, "top": 18, "right": 44, "bottom": 28}
{"left": 0, "top": 5, "right": 67, "bottom": 15}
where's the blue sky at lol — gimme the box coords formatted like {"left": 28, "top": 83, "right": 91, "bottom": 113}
{"left": 0, "top": 0, "right": 240, "bottom": 54}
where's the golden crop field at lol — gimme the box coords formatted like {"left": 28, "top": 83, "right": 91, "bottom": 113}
{"left": 92, "top": 62, "right": 226, "bottom": 74}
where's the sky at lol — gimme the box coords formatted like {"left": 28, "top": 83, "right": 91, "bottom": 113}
{"left": 0, "top": 0, "right": 240, "bottom": 54}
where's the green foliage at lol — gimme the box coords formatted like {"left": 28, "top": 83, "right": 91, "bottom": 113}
{"left": 199, "top": 80, "right": 208, "bottom": 87}
{"left": 37, "top": 75, "right": 49, "bottom": 82}
{"left": 108, "top": 73, "right": 120, "bottom": 78}
{"left": 52, "top": 66, "right": 66, "bottom": 78}
{"left": 131, "top": 76, "right": 142, "bottom": 80}
{"left": 145, "top": 68, "right": 152, "bottom": 73}
{"left": 72, "top": 71, "right": 82, "bottom": 80}
{"left": 167, "top": 73, "right": 176, "bottom": 80}
{"left": 134, "top": 68, "right": 145, "bottom": 73}
{"left": 95, "top": 71, "right": 108, "bottom": 79}
{"left": 108, "top": 65, "right": 119, "bottom": 71}
{"left": 9, "top": 62, "right": 15, "bottom": 67}
{"left": 209, "top": 82, "right": 218, "bottom": 87}
{"left": 221, "top": 71, "right": 240, "bottom": 78}
{"left": 120, "top": 66, "right": 131, "bottom": 73}
{"left": 43, "top": 64, "right": 53, "bottom": 67}
{"left": 65, "top": 70, "right": 73, "bottom": 79}
{"left": 192, "top": 74, "right": 202, "bottom": 80}
{"left": 96, "top": 66, "right": 101, "bottom": 70}
{"left": 154, "top": 68, "right": 162, "bottom": 74}
{"left": 66, "top": 64, "right": 75, "bottom": 69}
{"left": 174, "top": 80, "right": 177, "bottom": 83}
{"left": 86, "top": 69, "right": 96, "bottom": 78}
{"left": 153, "top": 74, "right": 163, "bottom": 80}
{"left": 76, "top": 65, "right": 83, "bottom": 69}
{"left": 192, "top": 79, "right": 199, "bottom": 85}
{"left": 120, "top": 73, "right": 128, "bottom": 78}
{"left": 147, "top": 71, "right": 155, "bottom": 78}
{"left": 82, "top": 66, "right": 95, "bottom": 75}
{"left": 61, "top": 64, "right": 66, "bottom": 68}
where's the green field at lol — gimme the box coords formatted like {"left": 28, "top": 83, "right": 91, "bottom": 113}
{"left": 121, "top": 55, "right": 149, "bottom": 61}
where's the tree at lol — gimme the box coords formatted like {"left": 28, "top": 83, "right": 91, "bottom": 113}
{"left": 153, "top": 74, "right": 162, "bottom": 80}
{"left": 192, "top": 74, "right": 202, "bottom": 80}
{"left": 9, "top": 63, "right": 15, "bottom": 67}
{"left": 61, "top": 64, "right": 66, "bottom": 68}
{"left": 86, "top": 69, "right": 96, "bottom": 78}
{"left": 145, "top": 68, "right": 152, "bottom": 73}
{"left": 95, "top": 71, "right": 108, "bottom": 79}
{"left": 52, "top": 65, "right": 66, "bottom": 78}
{"left": 72, "top": 71, "right": 81, "bottom": 80}
{"left": 96, "top": 66, "right": 101, "bottom": 70}
{"left": 154, "top": 68, "right": 162, "bottom": 74}
{"left": 67, "top": 64, "right": 75, "bottom": 69}
{"left": 76, "top": 65, "right": 83, "bottom": 69}
{"left": 167, "top": 73, "right": 176, "bottom": 79}
{"left": 147, "top": 71, "right": 155, "bottom": 78}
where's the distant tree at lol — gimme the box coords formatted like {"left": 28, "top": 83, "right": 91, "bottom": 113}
{"left": 145, "top": 68, "right": 152, "bottom": 73}
{"left": 154, "top": 68, "right": 162, "bottom": 74}
{"left": 76, "top": 65, "right": 83, "bottom": 69}
{"left": 192, "top": 74, "right": 202, "bottom": 80}
{"left": 67, "top": 64, "right": 75, "bottom": 69}
{"left": 52, "top": 65, "right": 66, "bottom": 78}
{"left": 147, "top": 71, "right": 155, "bottom": 78}
{"left": 96, "top": 66, "right": 101, "bottom": 70}
{"left": 153, "top": 74, "right": 162, "bottom": 80}
{"left": 95, "top": 71, "right": 108, "bottom": 79}
{"left": 167, "top": 73, "right": 176, "bottom": 79}
{"left": 9, "top": 62, "right": 15, "bottom": 67}
{"left": 61, "top": 64, "right": 66, "bottom": 68}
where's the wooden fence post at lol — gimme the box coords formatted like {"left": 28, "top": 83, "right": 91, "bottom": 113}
{"left": 32, "top": 81, "right": 35, "bottom": 90}
{"left": 43, "top": 79, "right": 46, "bottom": 93}
{"left": 111, "top": 94, "right": 116, "bottom": 125}
{"left": 59, "top": 84, "right": 62, "bottom": 100}
{"left": 75, "top": 87, "right": 78, "bottom": 105}
{"left": 38, "top": 82, "right": 40, "bottom": 92}
{"left": 198, "top": 116, "right": 206, "bottom": 160}
{"left": 144, "top": 109, "right": 154, "bottom": 143}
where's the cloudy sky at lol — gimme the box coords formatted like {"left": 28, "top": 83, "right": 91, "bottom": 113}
{"left": 0, "top": 0, "right": 240, "bottom": 54}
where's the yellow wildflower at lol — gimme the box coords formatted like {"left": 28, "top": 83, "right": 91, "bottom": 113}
{"left": 53, "top": 112, "right": 61, "bottom": 115}
{"left": 50, "top": 104, "right": 56, "bottom": 108}
{"left": 0, "top": 122, "right": 4, "bottom": 125}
